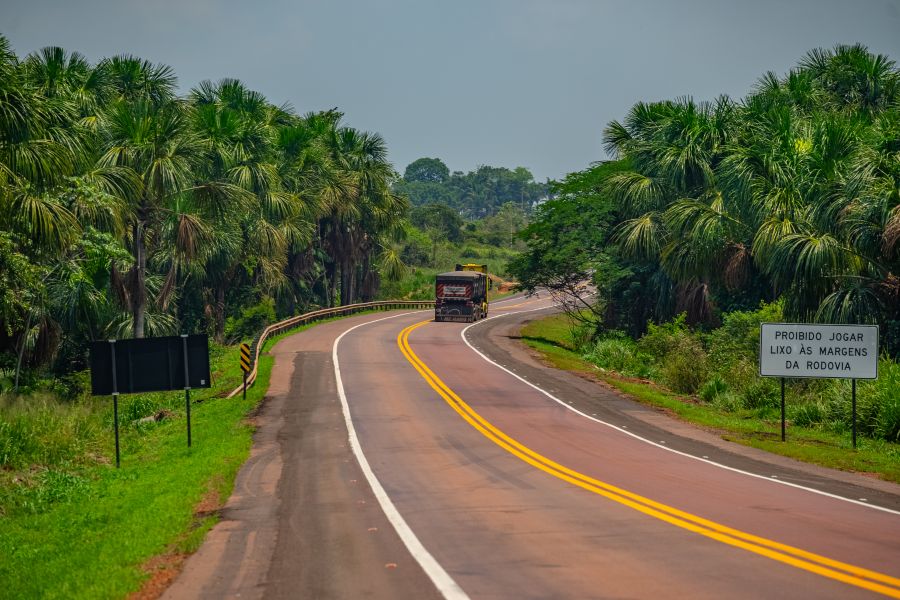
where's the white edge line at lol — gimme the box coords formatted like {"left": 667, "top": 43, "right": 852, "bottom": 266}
{"left": 459, "top": 306, "right": 900, "bottom": 517}
{"left": 333, "top": 311, "right": 470, "bottom": 600}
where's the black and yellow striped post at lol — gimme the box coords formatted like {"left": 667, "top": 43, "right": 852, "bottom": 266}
{"left": 240, "top": 343, "right": 251, "bottom": 400}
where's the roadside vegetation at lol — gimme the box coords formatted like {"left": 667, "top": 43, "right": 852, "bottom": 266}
{"left": 0, "top": 340, "right": 268, "bottom": 598}
{"left": 0, "top": 310, "right": 396, "bottom": 598}
{"left": 510, "top": 45, "right": 900, "bottom": 455}
{"left": 0, "top": 33, "right": 534, "bottom": 597}
{"left": 521, "top": 312, "right": 900, "bottom": 483}
{"left": 381, "top": 156, "right": 536, "bottom": 299}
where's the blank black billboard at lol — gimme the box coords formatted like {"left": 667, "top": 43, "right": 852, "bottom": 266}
{"left": 90, "top": 335, "right": 211, "bottom": 396}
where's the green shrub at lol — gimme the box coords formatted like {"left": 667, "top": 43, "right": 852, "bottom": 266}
{"left": 638, "top": 313, "right": 692, "bottom": 360}
{"left": 124, "top": 394, "right": 157, "bottom": 422}
{"left": 699, "top": 375, "right": 728, "bottom": 402}
{"left": 660, "top": 336, "right": 709, "bottom": 394}
{"left": 741, "top": 379, "right": 779, "bottom": 409}
{"left": 792, "top": 400, "right": 828, "bottom": 428}
{"left": 627, "top": 313, "right": 711, "bottom": 393}
{"left": 584, "top": 334, "right": 654, "bottom": 378}
{"left": 225, "top": 296, "right": 276, "bottom": 343}
{"left": 0, "top": 395, "right": 104, "bottom": 470}
{"left": 707, "top": 300, "right": 782, "bottom": 373}
{"left": 864, "top": 360, "right": 900, "bottom": 442}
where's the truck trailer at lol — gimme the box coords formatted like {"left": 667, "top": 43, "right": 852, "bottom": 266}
{"left": 434, "top": 265, "right": 490, "bottom": 323}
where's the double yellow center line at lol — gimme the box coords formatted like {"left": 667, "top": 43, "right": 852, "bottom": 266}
{"left": 398, "top": 320, "right": 900, "bottom": 598}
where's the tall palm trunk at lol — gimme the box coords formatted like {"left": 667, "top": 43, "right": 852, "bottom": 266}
{"left": 132, "top": 218, "right": 147, "bottom": 338}
{"left": 340, "top": 256, "right": 354, "bottom": 306}
{"left": 325, "top": 260, "right": 336, "bottom": 307}
{"left": 214, "top": 285, "right": 226, "bottom": 343}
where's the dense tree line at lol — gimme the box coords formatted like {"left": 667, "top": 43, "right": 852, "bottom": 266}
{"left": 393, "top": 157, "right": 547, "bottom": 218}
{"left": 512, "top": 45, "right": 900, "bottom": 354}
{"left": 0, "top": 37, "right": 407, "bottom": 381}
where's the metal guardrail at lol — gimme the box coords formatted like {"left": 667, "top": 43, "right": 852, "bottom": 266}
{"left": 226, "top": 300, "right": 435, "bottom": 398}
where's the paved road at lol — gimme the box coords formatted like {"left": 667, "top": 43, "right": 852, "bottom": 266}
{"left": 166, "top": 295, "right": 900, "bottom": 599}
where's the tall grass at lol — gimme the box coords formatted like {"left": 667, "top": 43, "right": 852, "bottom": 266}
{"left": 0, "top": 342, "right": 235, "bottom": 517}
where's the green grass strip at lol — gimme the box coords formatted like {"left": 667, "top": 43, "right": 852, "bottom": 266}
{"left": 0, "top": 311, "right": 383, "bottom": 599}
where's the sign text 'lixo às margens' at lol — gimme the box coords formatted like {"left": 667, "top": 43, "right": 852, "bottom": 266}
{"left": 759, "top": 323, "right": 878, "bottom": 380}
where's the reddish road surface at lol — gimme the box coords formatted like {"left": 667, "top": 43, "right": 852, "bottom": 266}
{"left": 166, "top": 295, "right": 900, "bottom": 599}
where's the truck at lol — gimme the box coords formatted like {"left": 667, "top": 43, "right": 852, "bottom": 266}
{"left": 434, "top": 264, "right": 491, "bottom": 323}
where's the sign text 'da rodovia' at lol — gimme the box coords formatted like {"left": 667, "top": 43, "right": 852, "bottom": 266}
{"left": 759, "top": 323, "right": 878, "bottom": 380}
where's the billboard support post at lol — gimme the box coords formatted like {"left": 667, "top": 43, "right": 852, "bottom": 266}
{"left": 780, "top": 378, "right": 786, "bottom": 442}
{"left": 182, "top": 334, "right": 191, "bottom": 448}
{"left": 110, "top": 339, "right": 120, "bottom": 468}
{"left": 852, "top": 379, "right": 857, "bottom": 450}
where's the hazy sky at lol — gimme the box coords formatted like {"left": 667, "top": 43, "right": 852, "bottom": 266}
{"left": 3, "top": 0, "right": 900, "bottom": 180}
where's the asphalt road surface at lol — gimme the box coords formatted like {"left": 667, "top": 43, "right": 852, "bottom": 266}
{"left": 165, "top": 294, "right": 900, "bottom": 599}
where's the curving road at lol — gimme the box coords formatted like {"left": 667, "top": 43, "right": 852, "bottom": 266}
{"left": 166, "top": 295, "right": 900, "bottom": 599}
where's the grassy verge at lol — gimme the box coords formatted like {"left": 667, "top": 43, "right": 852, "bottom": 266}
{"left": 520, "top": 313, "right": 900, "bottom": 484}
{"left": 0, "top": 309, "right": 387, "bottom": 599}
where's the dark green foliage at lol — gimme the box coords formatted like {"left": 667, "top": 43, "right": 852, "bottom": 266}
{"left": 0, "top": 35, "right": 406, "bottom": 380}
{"left": 411, "top": 202, "right": 463, "bottom": 242}
{"left": 394, "top": 160, "right": 547, "bottom": 218}
{"left": 595, "top": 45, "right": 900, "bottom": 338}
{"left": 224, "top": 297, "right": 276, "bottom": 344}
{"left": 403, "top": 157, "right": 450, "bottom": 183}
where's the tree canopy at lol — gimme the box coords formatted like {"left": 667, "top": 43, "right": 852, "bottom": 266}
{"left": 403, "top": 157, "right": 449, "bottom": 183}
{"left": 394, "top": 159, "right": 547, "bottom": 218}
{"left": 510, "top": 44, "right": 900, "bottom": 352}
{"left": 0, "top": 36, "right": 407, "bottom": 379}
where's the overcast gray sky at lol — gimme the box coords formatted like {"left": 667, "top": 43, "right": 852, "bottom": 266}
{"left": 4, "top": 0, "right": 900, "bottom": 180}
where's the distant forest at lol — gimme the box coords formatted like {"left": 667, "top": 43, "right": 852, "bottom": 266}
{"left": 393, "top": 157, "right": 548, "bottom": 218}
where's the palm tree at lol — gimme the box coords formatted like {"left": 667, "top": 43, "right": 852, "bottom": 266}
{"left": 599, "top": 43, "right": 900, "bottom": 332}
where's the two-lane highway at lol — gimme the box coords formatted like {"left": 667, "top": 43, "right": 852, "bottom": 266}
{"left": 167, "top": 295, "right": 900, "bottom": 599}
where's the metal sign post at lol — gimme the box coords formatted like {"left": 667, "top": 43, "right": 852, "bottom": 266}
{"left": 240, "top": 343, "right": 251, "bottom": 400}
{"left": 182, "top": 334, "right": 191, "bottom": 448}
{"left": 110, "top": 340, "right": 120, "bottom": 468}
{"left": 780, "top": 378, "right": 785, "bottom": 442}
{"left": 852, "top": 379, "right": 857, "bottom": 449}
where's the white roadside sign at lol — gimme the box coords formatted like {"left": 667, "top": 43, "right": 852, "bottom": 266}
{"left": 759, "top": 323, "right": 878, "bottom": 379}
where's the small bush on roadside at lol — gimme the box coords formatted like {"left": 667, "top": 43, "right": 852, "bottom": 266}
{"left": 741, "top": 379, "right": 779, "bottom": 410}
{"left": 699, "top": 375, "right": 728, "bottom": 402}
{"left": 707, "top": 301, "right": 783, "bottom": 371}
{"left": 0, "top": 395, "right": 105, "bottom": 471}
{"left": 584, "top": 333, "right": 654, "bottom": 378}
{"left": 637, "top": 313, "right": 692, "bottom": 361}
{"left": 863, "top": 360, "right": 900, "bottom": 442}
{"left": 225, "top": 296, "right": 276, "bottom": 343}
{"left": 660, "top": 335, "right": 709, "bottom": 394}
{"left": 124, "top": 394, "right": 157, "bottom": 422}
{"left": 791, "top": 400, "right": 828, "bottom": 428}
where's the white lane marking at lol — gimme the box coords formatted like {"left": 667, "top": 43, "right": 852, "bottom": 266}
{"left": 460, "top": 306, "right": 900, "bottom": 517}
{"left": 334, "top": 312, "right": 469, "bottom": 600}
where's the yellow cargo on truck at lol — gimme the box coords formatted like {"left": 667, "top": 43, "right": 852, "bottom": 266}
{"left": 434, "top": 264, "right": 491, "bottom": 323}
